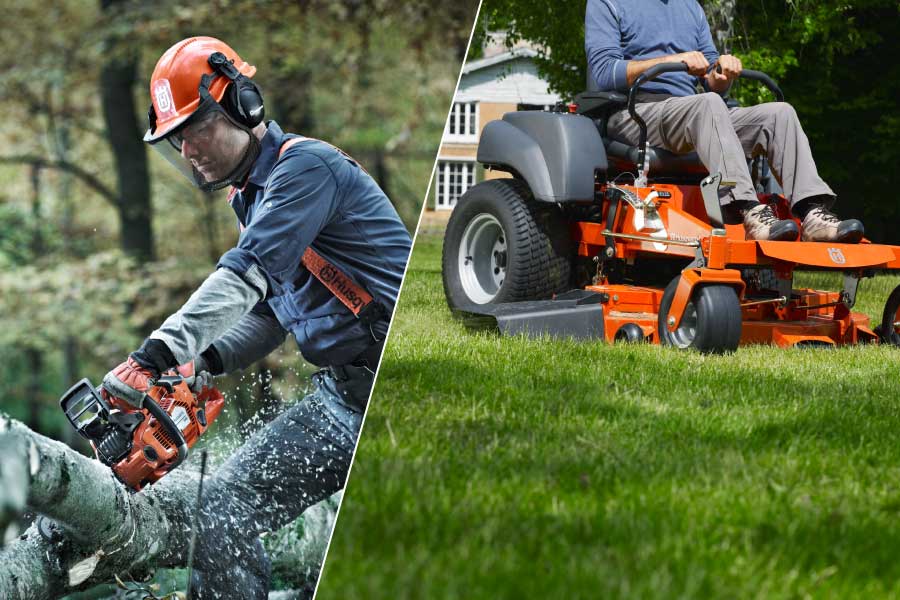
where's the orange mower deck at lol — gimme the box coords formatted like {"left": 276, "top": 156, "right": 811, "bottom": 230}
{"left": 570, "top": 182, "right": 900, "bottom": 348}
{"left": 452, "top": 181, "right": 900, "bottom": 352}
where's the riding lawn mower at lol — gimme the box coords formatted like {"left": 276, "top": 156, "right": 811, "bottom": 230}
{"left": 442, "top": 62, "right": 900, "bottom": 353}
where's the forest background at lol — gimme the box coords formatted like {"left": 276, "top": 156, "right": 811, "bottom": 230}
{"left": 0, "top": 0, "right": 474, "bottom": 443}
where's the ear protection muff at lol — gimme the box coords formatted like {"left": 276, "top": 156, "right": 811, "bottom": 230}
{"left": 204, "top": 51, "right": 265, "bottom": 128}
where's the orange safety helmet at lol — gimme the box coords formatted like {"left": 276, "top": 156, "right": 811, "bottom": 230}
{"left": 144, "top": 36, "right": 259, "bottom": 143}
{"left": 144, "top": 36, "right": 266, "bottom": 191}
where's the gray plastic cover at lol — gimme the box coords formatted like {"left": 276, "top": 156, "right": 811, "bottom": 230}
{"left": 477, "top": 111, "right": 607, "bottom": 203}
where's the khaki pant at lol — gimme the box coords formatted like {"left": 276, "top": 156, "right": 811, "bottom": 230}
{"left": 607, "top": 92, "right": 834, "bottom": 208}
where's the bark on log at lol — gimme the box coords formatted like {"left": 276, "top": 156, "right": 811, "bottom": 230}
{"left": 0, "top": 416, "right": 335, "bottom": 599}
{"left": 0, "top": 415, "right": 192, "bottom": 599}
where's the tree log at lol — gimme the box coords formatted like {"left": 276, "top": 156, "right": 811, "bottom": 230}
{"left": 0, "top": 416, "right": 335, "bottom": 599}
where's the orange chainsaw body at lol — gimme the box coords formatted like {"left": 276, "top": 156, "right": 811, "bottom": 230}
{"left": 61, "top": 376, "right": 225, "bottom": 491}
{"left": 105, "top": 382, "right": 224, "bottom": 490}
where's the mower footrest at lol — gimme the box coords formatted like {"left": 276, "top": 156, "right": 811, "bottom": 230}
{"left": 453, "top": 293, "right": 606, "bottom": 340}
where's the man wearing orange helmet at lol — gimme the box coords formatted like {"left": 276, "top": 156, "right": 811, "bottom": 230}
{"left": 101, "top": 37, "right": 411, "bottom": 597}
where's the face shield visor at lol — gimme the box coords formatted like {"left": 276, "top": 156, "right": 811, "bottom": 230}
{"left": 145, "top": 97, "right": 260, "bottom": 192}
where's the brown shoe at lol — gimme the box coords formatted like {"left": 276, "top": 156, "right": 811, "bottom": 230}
{"left": 800, "top": 206, "right": 864, "bottom": 243}
{"left": 742, "top": 204, "right": 800, "bottom": 241}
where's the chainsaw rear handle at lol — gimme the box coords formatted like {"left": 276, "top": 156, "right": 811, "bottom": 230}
{"left": 142, "top": 393, "right": 190, "bottom": 471}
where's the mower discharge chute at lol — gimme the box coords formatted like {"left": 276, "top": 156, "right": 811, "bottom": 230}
{"left": 442, "top": 62, "right": 900, "bottom": 353}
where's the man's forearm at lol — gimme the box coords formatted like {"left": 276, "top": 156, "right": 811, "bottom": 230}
{"left": 149, "top": 267, "right": 264, "bottom": 366}
{"left": 207, "top": 309, "right": 288, "bottom": 374}
{"left": 625, "top": 55, "right": 680, "bottom": 86}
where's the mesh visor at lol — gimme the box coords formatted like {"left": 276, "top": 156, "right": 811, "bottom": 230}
{"left": 146, "top": 99, "right": 254, "bottom": 192}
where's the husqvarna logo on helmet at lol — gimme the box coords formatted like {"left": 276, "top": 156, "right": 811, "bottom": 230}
{"left": 828, "top": 247, "right": 846, "bottom": 264}
{"left": 153, "top": 79, "right": 177, "bottom": 119}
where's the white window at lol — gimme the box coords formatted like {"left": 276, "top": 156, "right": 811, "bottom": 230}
{"left": 517, "top": 103, "right": 553, "bottom": 112}
{"left": 443, "top": 102, "right": 478, "bottom": 142}
{"left": 434, "top": 160, "right": 476, "bottom": 210}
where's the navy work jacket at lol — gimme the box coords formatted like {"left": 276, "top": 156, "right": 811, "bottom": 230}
{"left": 218, "top": 121, "right": 411, "bottom": 367}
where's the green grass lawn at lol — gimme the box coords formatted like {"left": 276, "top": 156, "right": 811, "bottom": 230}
{"left": 318, "top": 232, "right": 900, "bottom": 600}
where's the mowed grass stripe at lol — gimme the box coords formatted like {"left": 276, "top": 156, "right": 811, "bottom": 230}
{"left": 319, "top": 233, "right": 900, "bottom": 600}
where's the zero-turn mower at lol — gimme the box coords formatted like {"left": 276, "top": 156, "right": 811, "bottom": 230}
{"left": 442, "top": 63, "right": 900, "bottom": 353}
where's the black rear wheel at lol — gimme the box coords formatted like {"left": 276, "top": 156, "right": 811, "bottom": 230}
{"left": 879, "top": 284, "right": 900, "bottom": 346}
{"left": 658, "top": 276, "right": 742, "bottom": 353}
{"left": 442, "top": 179, "right": 572, "bottom": 309}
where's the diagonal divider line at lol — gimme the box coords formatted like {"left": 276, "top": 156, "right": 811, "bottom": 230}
{"left": 310, "top": 2, "right": 487, "bottom": 597}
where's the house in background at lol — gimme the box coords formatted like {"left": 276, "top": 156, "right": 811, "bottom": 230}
{"left": 431, "top": 41, "right": 561, "bottom": 211}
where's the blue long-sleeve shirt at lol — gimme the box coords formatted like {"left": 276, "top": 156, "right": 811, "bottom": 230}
{"left": 219, "top": 121, "right": 411, "bottom": 366}
{"left": 585, "top": 0, "right": 719, "bottom": 96}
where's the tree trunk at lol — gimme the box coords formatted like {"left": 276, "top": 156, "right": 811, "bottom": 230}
{"left": 49, "top": 74, "right": 80, "bottom": 448}
{"left": 99, "top": 0, "right": 154, "bottom": 262}
{"left": 702, "top": 0, "right": 737, "bottom": 54}
{"left": 25, "top": 165, "right": 44, "bottom": 433}
{"left": 200, "top": 189, "right": 222, "bottom": 266}
{"left": 374, "top": 148, "right": 390, "bottom": 200}
{"left": 23, "top": 350, "right": 42, "bottom": 433}
{"left": 0, "top": 417, "right": 337, "bottom": 599}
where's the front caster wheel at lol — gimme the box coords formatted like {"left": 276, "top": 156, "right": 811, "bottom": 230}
{"left": 658, "top": 276, "right": 742, "bottom": 353}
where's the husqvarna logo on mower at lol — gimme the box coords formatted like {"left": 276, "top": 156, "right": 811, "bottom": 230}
{"left": 828, "top": 247, "right": 846, "bottom": 264}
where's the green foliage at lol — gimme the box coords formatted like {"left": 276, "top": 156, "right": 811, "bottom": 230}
{"left": 0, "top": 251, "right": 208, "bottom": 432}
{"left": 320, "top": 233, "right": 900, "bottom": 598}
{"left": 471, "top": 1, "right": 588, "bottom": 96}
{"left": 0, "top": 251, "right": 206, "bottom": 357}
{"left": 0, "top": 204, "right": 40, "bottom": 268}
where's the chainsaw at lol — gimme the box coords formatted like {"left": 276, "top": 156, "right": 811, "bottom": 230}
{"left": 60, "top": 374, "right": 224, "bottom": 491}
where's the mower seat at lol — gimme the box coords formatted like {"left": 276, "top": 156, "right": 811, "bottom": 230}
{"left": 605, "top": 140, "right": 709, "bottom": 180}
{"left": 575, "top": 89, "right": 709, "bottom": 183}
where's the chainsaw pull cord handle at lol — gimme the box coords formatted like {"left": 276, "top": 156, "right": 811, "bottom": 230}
{"left": 142, "top": 394, "right": 189, "bottom": 470}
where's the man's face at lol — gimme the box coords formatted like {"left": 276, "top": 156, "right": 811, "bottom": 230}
{"left": 176, "top": 111, "right": 250, "bottom": 183}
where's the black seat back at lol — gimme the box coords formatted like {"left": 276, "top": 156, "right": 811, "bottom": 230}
{"left": 578, "top": 70, "right": 707, "bottom": 184}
